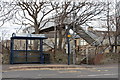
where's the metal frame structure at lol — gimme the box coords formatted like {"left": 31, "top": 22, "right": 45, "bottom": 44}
{"left": 10, "top": 34, "right": 47, "bottom": 64}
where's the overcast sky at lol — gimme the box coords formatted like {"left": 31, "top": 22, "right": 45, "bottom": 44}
{"left": 0, "top": 0, "right": 120, "bottom": 40}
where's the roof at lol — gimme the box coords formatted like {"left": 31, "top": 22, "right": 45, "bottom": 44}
{"left": 11, "top": 36, "right": 47, "bottom": 39}
{"left": 11, "top": 33, "right": 47, "bottom": 39}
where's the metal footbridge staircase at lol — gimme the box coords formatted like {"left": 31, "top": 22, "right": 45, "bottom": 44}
{"left": 72, "top": 25, "right": 101, "bottom": 46}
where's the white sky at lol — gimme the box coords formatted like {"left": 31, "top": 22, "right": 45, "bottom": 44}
{"left": 0, "top": 0, "right": 120, "bottom": 41}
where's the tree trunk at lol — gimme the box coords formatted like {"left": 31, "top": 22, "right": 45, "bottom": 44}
{"left": 33, "top": 25, "right": 39, "bottom": 50}
{"left": 107, "top": 2, "right": 113, "bottom": 53}
{"left": 114, "top": 33, "right": 117, "bottom": 53}
{"left": 58, "top": 28, "right": 63, "bottom": 51}
{"left": 54, "top": 26, "right": 57, "bottom": 60}
{"left": 114, "top": 14, "right": 120, "bottom": 53}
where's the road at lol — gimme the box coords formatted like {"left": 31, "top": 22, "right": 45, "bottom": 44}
{"left": 2, "top": 65, "right": 118, "bottom": 79}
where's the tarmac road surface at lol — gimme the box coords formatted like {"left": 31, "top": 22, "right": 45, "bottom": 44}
{"left": 2, "top": 64, "right": 118, "bottom": 79}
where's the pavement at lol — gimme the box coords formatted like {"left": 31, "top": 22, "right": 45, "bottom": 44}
{"left": 2, "top": 63, "right": 118, "bottom": 71}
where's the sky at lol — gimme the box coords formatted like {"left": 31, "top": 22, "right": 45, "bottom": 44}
{"left": 0, "top": 0, "right": 119, "bottom": 41}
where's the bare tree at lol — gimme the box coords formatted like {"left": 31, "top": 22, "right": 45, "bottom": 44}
{"left": 52, "top": 1, "right": 87, "bottom": 50}
{"left": 0, "top": 1, "right": 107, "bottom": 52}
{"left": 52, "top": 1, "right": 106, "bottom": 51}
{"left": 0, "top": 1, "right": 17, "bottom": 27}
{"left": 115, "top": 1, "right": 120, "bottom": 53}
{"left": 98, "top": 1, "right": 120, "bottom": 53}
{"left": 15, "top": 1, "right": 57, "bottom": 34}
{"left": 105, "top": 1, "right": 119, "bottom": 53}
{"left": 0, "top": 1, "right": 57, "bottom": 33}
{"left": 0, "top": 1, "right": 59, "bottom": 50}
